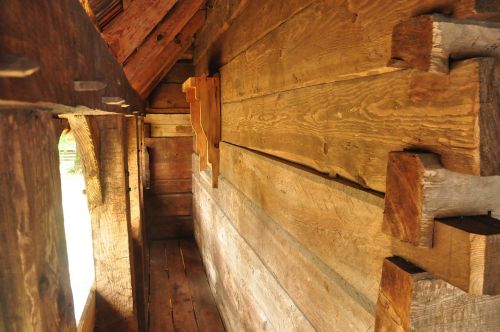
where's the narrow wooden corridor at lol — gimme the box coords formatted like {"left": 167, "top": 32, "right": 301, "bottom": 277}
{"left": 149, "top": 239, "right": 225, "bottom": 332}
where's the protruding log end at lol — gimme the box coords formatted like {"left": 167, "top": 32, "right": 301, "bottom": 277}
{"left": 383, "top": 152, "right": 431, "bottom": 246}
{"left": 389, "top": 16, "right": 435, "bottom": 72}
{"left": 375, "top": 257, "right": 429, "bottom": 332}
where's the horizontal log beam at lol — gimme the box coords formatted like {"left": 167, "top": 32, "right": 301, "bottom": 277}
{"left": 222, "top": 58, "right": 500, "bottom": 192}
{"left": 390, "top": 14, "right": 500, "bottom": 73}
{"left": 384, "top": 151, "right": 500, "bottom": 247}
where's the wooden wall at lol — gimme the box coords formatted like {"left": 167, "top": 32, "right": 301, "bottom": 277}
{"left": 144, "top": 62, "right": 195, "bottom": 239}
{"left": 192, "top": 1, "right": 500, "bottom": 331}
{"left": 0, "top": 110, "right": 76, "bottom": 331}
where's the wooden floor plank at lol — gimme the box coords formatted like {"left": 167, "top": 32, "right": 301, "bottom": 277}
{"left": 165, "top": 240, "right": 199, "bottom": 331}
{"left": 149, "top": 241, "right": 174, "bottom": 332}
{"left": 181, "top": 240, "right": 225, "bottom": 332}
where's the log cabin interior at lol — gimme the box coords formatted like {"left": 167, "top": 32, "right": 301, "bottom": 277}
{"left": 1, "top": 0, "right": 500, "bottom": 331}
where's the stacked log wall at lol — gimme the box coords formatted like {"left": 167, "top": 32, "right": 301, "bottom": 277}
{"left": 192, "top": 1, "right": 500, "bottom": 330}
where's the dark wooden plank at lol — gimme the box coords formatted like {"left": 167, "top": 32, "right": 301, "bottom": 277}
{"left": 149, "top": 217, "right": 194, "bottom": 240}
{"left": 146, "top": 193, "right": 193, "bottom": 217}
{"left": 0, "top": 0, "right": 142, "bottom": 112}
{"left": 181, "top": 240, "right": 225, "bottom": 332}
{"left": 150, "top": 179, "right": 192, "bottom": 195}
{"left": 150, "top": 83, "right": 190, "bottom": 109}
{"left": 165, "top": 240, "right": 198, "bottom": 331}
{"left": 162, "top": 62, "right": 195, "bottom": 84}
{"left": 145, "top": 137, "right": 193, "bottom": 180}
{"left": 149, "top": 241, "right": 174, "bottom": 332}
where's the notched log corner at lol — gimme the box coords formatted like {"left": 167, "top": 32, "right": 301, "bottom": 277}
{"left": 389, "top": 14, "right": 500, "bottom": 73}
{"left": 383, "top": 151, "right": 500, "bottom": 247}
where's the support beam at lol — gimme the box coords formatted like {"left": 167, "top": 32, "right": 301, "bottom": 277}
{"left": 393, "top": 216, "right": 500, "bottom": 295}
{"left": 90, "top": 115, "right": 136, "bottom": 331}
{"left": 0, "top": 110, "right": 76, "bottom": 331}
{"left": 125, "top": 10, "right": 205, "bottom": 99}
{"left": 66, "top": 115, "right": 103, "bottom": 207}
{"left": 384, "top": 151, "right": 500, "bottom": 247}
{"left": 375, "top": 257, "right": 500, "bottom": 331}
{"left": 183, "top": 76, "right": 221, "bottom": 187}
{"left": 101, "top": 0, "right": 177, "bottom": 64}
{"left": 390, "top": 14, "right": 500, "bottom": 73}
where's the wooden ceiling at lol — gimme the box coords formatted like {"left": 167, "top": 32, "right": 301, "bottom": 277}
{"left": 83, "top": 0, "right": 207, "bottom": 99}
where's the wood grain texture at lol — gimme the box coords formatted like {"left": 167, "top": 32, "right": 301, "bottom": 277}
{"left": 67, "top": 115, "right": 102, "bottom": 207}
{"left": 384, "top": 152, "right": 500, "bottom": 247}
{"left": 196, "top": 0, "right": 500, "bottom": 75}
{"left": 193, "top": 175, "right": 316, "bottom": 332}
{"left": 201, "top": 0, "right": 500, "bottom": 102}
{"left": 390, "top": 14, "right": 500, "bottom": 73}
{"left": 162, "top": 62, "right": 195, "bottom": 84}
{"left": 124, "top": 0, "right": 203, "bottom": 77}
{"left": 146, "top": 193, "right": 193, "bottom": 217}
{"left": 0, "top": 110, "right": 76, "bottom": 332}
{"left": 149, "top": 217, "right": 194, "bottom": 239}
{"left": 393, "top": 216, "right": 500, "bottom": 295}
{"left": 222, "top": 58, "right": 499, "bottom": 192}
{"left": 125, "top": 9, "right": 205, "bottom": 99}
{"left": 144, "top": 136, "right": 193, "bottom": 180}
{"left": 144, "top": 113, "right": 191, "bottom": 126}
{"left": 193, "top": 161, "right": 376, "bottom": 330}
{"left": 91, "top": 116, "right": 136, "bottom": 331}
{"left": 77, "top": 288, "right": 96, "bottom": 332}
{"left": 101, "top": 0, "right": 176, "bottom": 64}
{"left": 150, "top": 179, "right": 192, "bottom": 195}
{"left": 180, "top": 240, "right": 225, "bottom": 332}
{"left": 0, "top": 0, "right": 142, "bottom": 113}
{"left": 149, "top": 83, "right": 190, "bottom": 109}
{"left": 150, "top": 124, "right": 193, "bottom": 137}
{"left": 217, "top": 143, "right": 390, "bottom": 320}
{"left": 375, "top": 256, "right": 500, "bottom": 331}
{"left": 183, "top": 76, "right": 221, "bottom": 187}
{"left": 149, "top": 241, "right": 174, "bottom": 332}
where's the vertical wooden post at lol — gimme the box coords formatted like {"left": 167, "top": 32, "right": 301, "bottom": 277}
{"left": 0, "top": 110, "right": 76, "bottom": 331}
{"left": 90, "top": 115, "right": 137, "bottom": 331}
{"left": 126, "top": 116, "right": 148, "bottom": 331}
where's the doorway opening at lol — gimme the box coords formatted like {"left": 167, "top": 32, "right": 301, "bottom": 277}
{"left": 58, "top": 130, "right": 95, "bottom": 323}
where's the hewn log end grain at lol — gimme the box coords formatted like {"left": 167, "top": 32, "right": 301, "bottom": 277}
{"left": 389, "top": 16, "right": 434, "bottom": 71}
{"left": 375, "top": 257, "right": 429, "bottom": 332}
{"left": 383, "top": 152, "right": 428, "bottom": 246}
